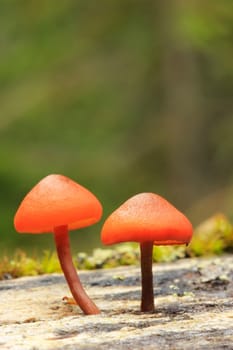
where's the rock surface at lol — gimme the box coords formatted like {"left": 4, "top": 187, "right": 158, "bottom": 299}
{"left": 1, "top": 255, "right": 233, "bottom": 349}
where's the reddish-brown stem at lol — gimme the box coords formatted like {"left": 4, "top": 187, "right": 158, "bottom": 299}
{"left": 54, "top": 225, "right": 100, "bottom": 315}
{"left": 140, "top": 241, "right": 155, "bottom": 312}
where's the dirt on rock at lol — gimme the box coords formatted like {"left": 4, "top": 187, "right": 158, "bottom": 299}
{"left": 1, "top": 255, "right": 233, "bottom": 349}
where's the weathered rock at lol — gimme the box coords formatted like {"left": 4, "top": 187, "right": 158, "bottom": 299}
{"left": 0, "top": 255, "right": 233, "bottom": 349}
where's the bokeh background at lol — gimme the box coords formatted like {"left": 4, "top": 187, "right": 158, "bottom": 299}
{"left": 0, "top": 0, "right": 233, "bottom": 255}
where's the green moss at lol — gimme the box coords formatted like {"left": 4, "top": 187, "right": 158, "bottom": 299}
{"left": 0, "top": 213, "right": 232, "bottom": 279}
{"left": 39, "top": 250, "right": 62, "bottom": 274}
{"left": 153, "top": 245, "right": 186, "bottom": 262}
{"left": 76, "top": 244, "right": 140, "bottom": 270}
{"left": 187, "top": 213, "right": 233, "bottom": 256}
{"left": 0, "top": 250, "right": 61, "bottom": 279}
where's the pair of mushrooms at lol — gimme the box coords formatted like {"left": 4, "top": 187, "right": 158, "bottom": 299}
{"left": 14, "top": 174, "right": 193, "bottom": 315}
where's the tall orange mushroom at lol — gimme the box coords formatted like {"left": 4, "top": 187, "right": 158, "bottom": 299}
{"left": 14, "top": 174, "right": 102, "bottom": 315}
{"left": 101, "top": 193, "right": 193, "bottom": 312}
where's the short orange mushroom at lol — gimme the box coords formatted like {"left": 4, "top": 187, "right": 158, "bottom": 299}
{"left": 14, "top": 174, "right": 102, "bottom": 315}
{"left": 101, "top": 193, "right": 193, "bottom": 312}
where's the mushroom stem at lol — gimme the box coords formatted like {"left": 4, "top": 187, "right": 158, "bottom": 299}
{"left": 54, "top": 225, "right": 100, "bottom": 315}
{"left": 140, "top": 241, "right": 155, "bottom": 312}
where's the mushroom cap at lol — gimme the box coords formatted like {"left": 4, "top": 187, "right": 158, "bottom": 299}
{"left": 101, "top": 193, "right": 193, "bottom": 245}
{"left": 14, "top": 174, "right": 103, "bottom": 233}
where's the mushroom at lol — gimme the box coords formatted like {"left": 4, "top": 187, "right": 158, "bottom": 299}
{"left": 101, "top": 192, "right": 193, "bottom": 312}
{"left": 14, "top": 174, "right": 102, "bottom": 315}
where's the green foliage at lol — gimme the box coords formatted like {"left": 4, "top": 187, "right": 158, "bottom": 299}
{"left": 39, "top": 250, "right": 62, "bottom": 274}
{"left": 0, "top": 213, "right": 233, "bottom": 279}
{"left": 76, "top": 244, "right": 140, "bottom": 270}
{"left": 187, "top": 214, "right": 233, "bottom": 256}
{"left": 0, "top": 250, "right": 61, "bottom": 279}
{"left": 153, "top": 246, "right": 186, "bottom": 263}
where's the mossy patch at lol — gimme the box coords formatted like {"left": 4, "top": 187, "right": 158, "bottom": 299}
{"left": 0, "top": 213, "right": 232, "bottom": 279}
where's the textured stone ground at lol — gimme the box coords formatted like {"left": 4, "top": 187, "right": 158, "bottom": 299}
{"left": 1, "top": 255, "right": 233, "bottom": 349}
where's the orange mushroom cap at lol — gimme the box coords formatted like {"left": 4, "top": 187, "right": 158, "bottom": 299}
{"left": 101, "top": 193, "right": 193, "bottom": 245}
{"left": 14, "top": 174, "right": 103, "bottom": 233}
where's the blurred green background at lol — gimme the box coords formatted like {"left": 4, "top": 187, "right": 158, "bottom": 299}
{"left": 0, "top": 0, "right": 233, "bottom": 255}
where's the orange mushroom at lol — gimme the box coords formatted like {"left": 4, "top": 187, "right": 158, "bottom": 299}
{"left": 101, "top": 192, "right": 193, "bottom": 312}
{"left": 14, "top": 174, "right": 102, "bottom": 315}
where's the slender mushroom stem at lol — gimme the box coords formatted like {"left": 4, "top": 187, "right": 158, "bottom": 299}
{"left": 140, "top": 241, "right": 155, "bottom": 312}
{"left": 54, "top": 225, "right": 100, "bottom": 315}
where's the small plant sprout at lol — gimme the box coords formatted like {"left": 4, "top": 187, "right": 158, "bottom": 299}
{"left": 14, "top": 174, "right": 102, "bottom": 315}
{"left": 101, "top": 193, "right": 193, "bottom": 312}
